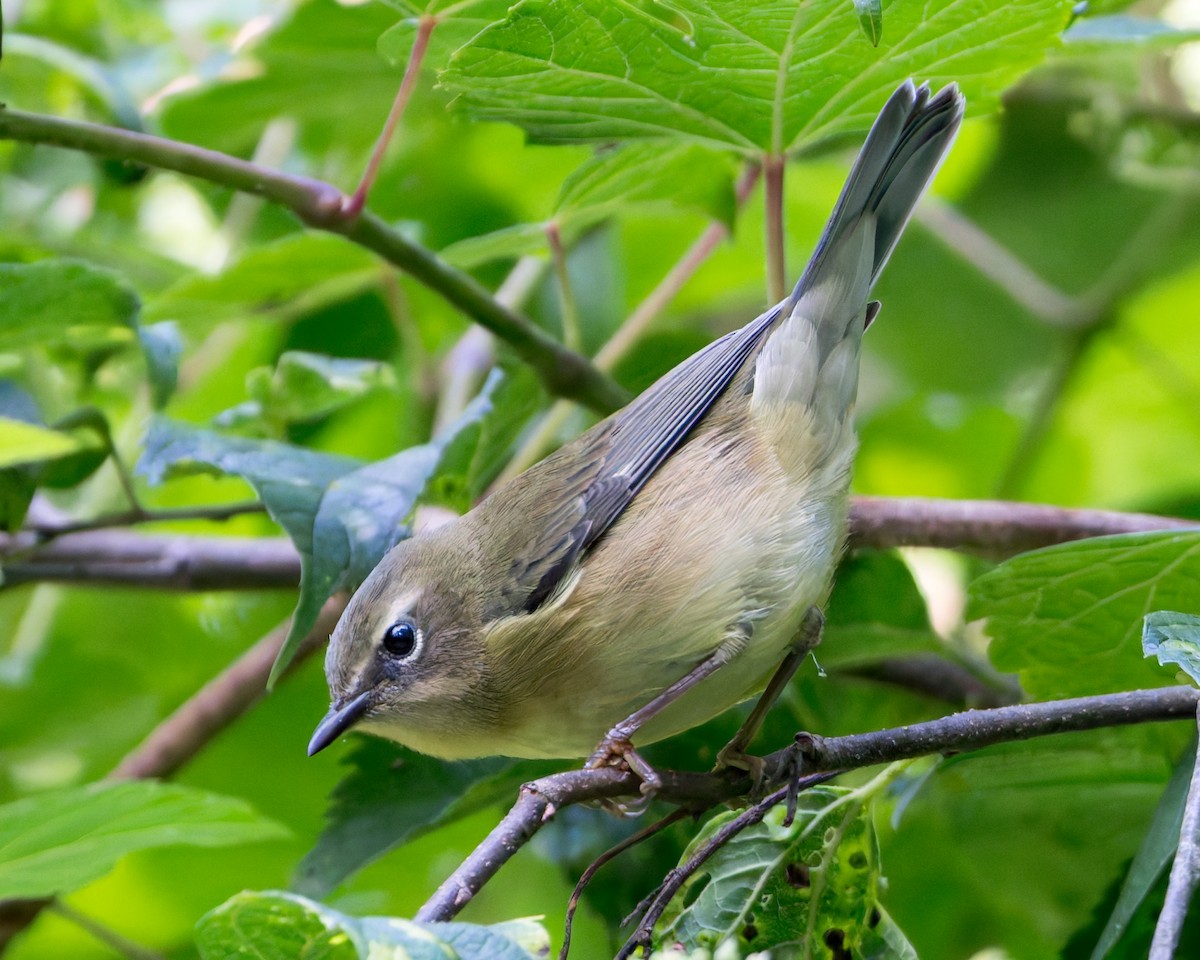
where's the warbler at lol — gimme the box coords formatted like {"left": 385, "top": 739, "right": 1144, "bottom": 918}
{"left": 309, "top": 80, "right": 964, "bottom": 769}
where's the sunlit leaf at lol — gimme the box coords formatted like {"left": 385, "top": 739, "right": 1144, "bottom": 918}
{"left": 441, "top": 141, "right": 736, "bottom": 268}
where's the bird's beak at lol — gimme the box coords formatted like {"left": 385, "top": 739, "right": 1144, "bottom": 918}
{"left": 308, "top": 690, "right": 373, "bottom": 756}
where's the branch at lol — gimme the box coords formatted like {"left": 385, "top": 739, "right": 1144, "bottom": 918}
{"left": 416, "top": 685, "right": 1200, "bottom": 923}
{"left": 1150, "top": 705, "right": 1200, "bottom": 960}
{"left": 0, "top": 530, "right": 300, "bottom": 590}
{"left": 0, "top": 106, "right": 627, "bottom": 415}
{"left": 845, "top": 496, "right": 1195, "bottom": 555}
{"left": 3, "top": 497, "right": 1191, "bottom": 591}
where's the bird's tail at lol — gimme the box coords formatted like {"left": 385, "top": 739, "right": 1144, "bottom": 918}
{"left": 751, "top": 80, "right": 963, "bottom": 469}
{"left": 797, "top": 81, "right": 964, "bottom": 305}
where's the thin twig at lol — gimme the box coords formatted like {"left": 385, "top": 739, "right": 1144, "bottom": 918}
{"left": 763, "top": 153, "right": 786, "bottom": 303}
{"left": 614, "top": 773, "right": 841, "bottom": 960}
{"left": 1149, "top": 704, "right": 1200, "bottom": 960}
{"left": 416, "top": 686, "right": 1200, "bottom": 923}
{"left": 341, "top": 14, "right": 436, "bottom": 218}
{"left": 915, "top": 201, "right": 1081, "bottom": 325}
{"left": 0, "top": 107, "right": 626, "bottom": 414}
{"left": 545, "top": 220, "right": 582, "bottom": 352}
{"left": 48, "top": 902, "right": 166, "bottom": 960}
{"left": 559, "top": 808, "right": 691, "bottom": 960}
{"left": 28, "top": 502, "right": 266, "bottom": 541}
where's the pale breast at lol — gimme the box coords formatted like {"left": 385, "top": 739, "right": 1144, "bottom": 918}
{"left": 483, "top": 405, "right": 853, "bottom": 758}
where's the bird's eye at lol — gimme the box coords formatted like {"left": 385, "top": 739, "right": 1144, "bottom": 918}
{"left": 381, "top": 620, "right": 420, "bottom": 660}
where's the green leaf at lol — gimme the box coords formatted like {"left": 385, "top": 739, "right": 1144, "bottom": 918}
{"left": 1143, "top": 611, "right": 1200, "bottom": 686}
{"left": 658, "top": 787, "right": 903, "bottom": 957}
{"left": 1088, "top": 743, "right": 1195, "bottom": 959}
{"left": 146, "top": 234, "right": 379, "bottom": 329}
{"left": 269, "top": 372, "right": 506, "bottom": 683}
{"left": 295, "top": 737, "right": 557, "bottom": 897}
{"left": 440, "top": 141, "right": 736, "bottom": 269}
{"left": 969, "top": 531, "right": 1200, "bottom": 699}
{"left": 196, "top": 890, "right": 363, "bottom": 960}
{"left": 852, "top": 0, "right": 884, "bottom": 47}
{"left": 439, "top": 222, "right": 552, "bottom": 270}
{"left": 557, "top": 141, "right": 737, "bottom": 227}
{"left": 822, "top": 551, "right": 943, "bottom": 666}
{"left": 0, "top": 781, "right": 289, "bottom": 900}
{"left": 137, "top": 417, "right": 362, "bottom": 554}
{"left": 441, "top": 0, "right": 1067, "bottom": 154}
{"left": 0, "top": 260, "right": 140, "bottom": 350}
{"left": 0, "top": 417, "right": 96, "bottom": 469}
{"left": 241, "top": 351, "right": 396, "bottom": 428}
{"left": 196, "top": 889, "right": 547, "bottom": 960}
{"left": 138, "top": 322, "right": 183, "bottom": 409}
{"left": 377, "top": 1, "right": 513, "bottom": 68}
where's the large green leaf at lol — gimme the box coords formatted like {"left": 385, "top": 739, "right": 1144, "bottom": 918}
{"left": 969, "top": 531, "right": 1200, "bottom": 698}
{"left": 195, "top": 889, "right": 548, "bottom": 960}
{"left": 0, "top": 781, "right": 288, "bottom": 900}
{"left": 441, "top": 0, "right": 1068, "bottom": 154}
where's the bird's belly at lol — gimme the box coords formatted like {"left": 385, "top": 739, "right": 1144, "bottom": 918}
{"left": 491, "top": 490, "right": 848, "bottom": 758}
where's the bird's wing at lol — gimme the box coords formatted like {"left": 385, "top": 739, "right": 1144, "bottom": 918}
{"left": 496, "top": 301, "right": 785, "bottom": 615}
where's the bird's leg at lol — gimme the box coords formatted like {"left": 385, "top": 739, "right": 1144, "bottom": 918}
{"left": 587, "top": 629, "right": 748, "bottom": 796}
{"left": 715, "top": 606, "right": 825, "bottom": 785}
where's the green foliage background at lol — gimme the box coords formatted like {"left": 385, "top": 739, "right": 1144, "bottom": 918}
{"left": 1, "top": 0, "right": 1200, "bottom": 957}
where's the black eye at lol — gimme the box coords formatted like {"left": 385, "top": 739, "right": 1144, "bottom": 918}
{"left": 382, "top": 620, "right": 420, "bottom": 659}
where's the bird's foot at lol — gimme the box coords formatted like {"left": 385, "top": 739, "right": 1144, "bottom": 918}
{"left": 714, "top": 743, "right": 768, "bottom": 799}
{"left": 586, "top": 737, "right": 663, "bottom": 814}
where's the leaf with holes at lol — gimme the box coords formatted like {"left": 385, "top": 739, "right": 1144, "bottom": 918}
{"left": 656, "top": 787, "right": 905, "bottom": 957}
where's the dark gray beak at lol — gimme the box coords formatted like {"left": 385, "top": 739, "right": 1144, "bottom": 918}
{"left": 308, "top": 690, "right": 373, "bottom": 756}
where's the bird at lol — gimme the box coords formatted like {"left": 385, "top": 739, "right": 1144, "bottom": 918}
{"left": 309, "top": 80, "right": 965, "bottom": 776}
